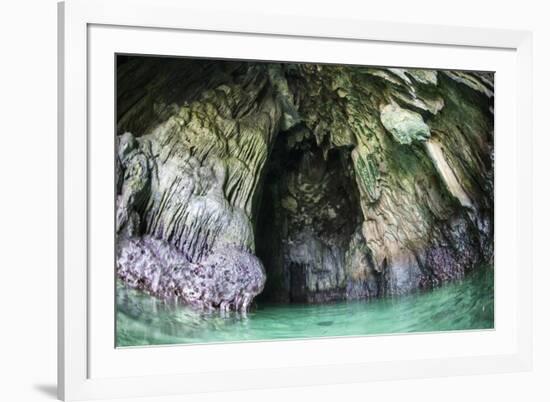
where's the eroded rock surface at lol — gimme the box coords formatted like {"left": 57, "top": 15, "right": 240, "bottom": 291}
{"left": 116, "top": 56, "right": 494, "bottom": 309}
{"left": 117, "top": 236, "right": 265, "bottom": 312}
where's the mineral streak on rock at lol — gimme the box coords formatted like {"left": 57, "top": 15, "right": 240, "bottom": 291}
{"left": 115, "top": 56, "right": 494, "bottom": 310}
{"left": 424, "top": 138, "right": 473, "bottom": 208}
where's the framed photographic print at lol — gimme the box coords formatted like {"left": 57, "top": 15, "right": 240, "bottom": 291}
{"left": 58, "top": 0, "right": 533, "bottom": 400}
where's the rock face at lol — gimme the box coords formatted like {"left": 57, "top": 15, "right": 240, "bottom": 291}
{"left": 380, "top": 102, "right": 431, "bottom": 145}
{"left": 116, "top": 56, "right": 494, "bottom": 309}
{"left": 117, "top": 237, "right": 265, "bottom": 312}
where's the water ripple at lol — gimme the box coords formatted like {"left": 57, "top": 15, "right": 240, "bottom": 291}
{"left": 116, "top": 265, "right": 494, "bottom": 347}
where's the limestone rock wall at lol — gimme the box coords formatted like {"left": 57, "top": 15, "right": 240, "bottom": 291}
{"left": 116, "top": 56, "right": 494, "bottom": 309}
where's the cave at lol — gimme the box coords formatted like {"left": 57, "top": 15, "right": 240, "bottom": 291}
{"left": 254, "top": 127, "right": 364, "bottom": 303}
{"left": 115, "top": 56, "right": 494, "bottom": 313}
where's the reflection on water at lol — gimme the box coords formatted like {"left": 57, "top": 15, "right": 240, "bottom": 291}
{"left": 116, "top": 265, "right": 494, "bottom": 347}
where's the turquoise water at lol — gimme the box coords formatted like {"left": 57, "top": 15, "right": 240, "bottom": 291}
{"left": 116, "top": 266, "right": 494, "bottom": 347}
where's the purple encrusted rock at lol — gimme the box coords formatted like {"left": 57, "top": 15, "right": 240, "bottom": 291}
{"left": 116, "top": 236, "right": 266, "bottom": 312}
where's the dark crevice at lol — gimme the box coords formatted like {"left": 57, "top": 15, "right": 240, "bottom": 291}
{"left": 254, "top": 132, "right": 363, "bottom": 303}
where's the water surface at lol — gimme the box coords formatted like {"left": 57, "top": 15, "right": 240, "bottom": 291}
{"left": 116, "top": 265, "right": 493, "bottom": 347}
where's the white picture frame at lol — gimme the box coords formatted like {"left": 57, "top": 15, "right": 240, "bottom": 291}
{"left": 58, "top": 0, "right": 533, "bottom": 400}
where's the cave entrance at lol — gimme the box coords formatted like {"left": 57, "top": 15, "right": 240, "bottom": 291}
{"left": 254, "top": 129, "right": 363, "bottom": 304}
